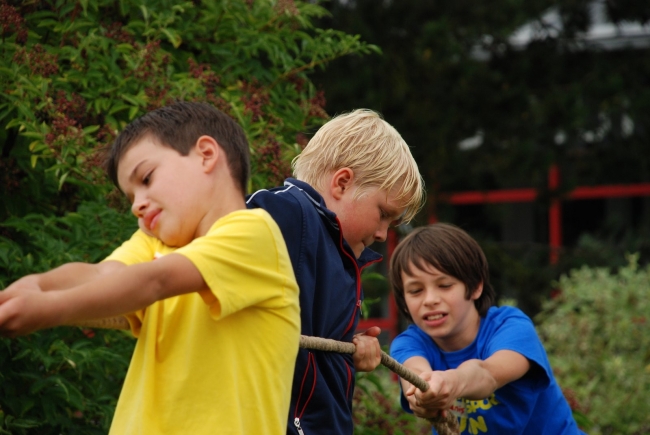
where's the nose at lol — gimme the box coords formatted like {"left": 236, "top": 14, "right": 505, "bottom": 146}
{"left": 423, "top": 288, "right": 441, "bottom": 306}
{"left": 374, "top": 222, "right": 390, "bottom": 242}
{"left": 131, "top": 192, "right": 148, "bottom": 218}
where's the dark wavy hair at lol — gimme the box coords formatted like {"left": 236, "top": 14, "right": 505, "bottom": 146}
{"left": 389, "top": 223, "right": 496, "bottom": 321}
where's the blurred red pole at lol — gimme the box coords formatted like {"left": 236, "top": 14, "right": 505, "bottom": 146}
{"left": 548, "top": 164, "right": 561, "bottom": 265}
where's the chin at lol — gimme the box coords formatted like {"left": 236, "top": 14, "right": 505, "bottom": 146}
{"left": 159, "top": 233, "right": 182, "bottom": 248}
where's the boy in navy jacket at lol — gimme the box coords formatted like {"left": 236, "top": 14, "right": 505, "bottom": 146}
{"left": 247, "top": 109, "right": 425, "bottom": 435}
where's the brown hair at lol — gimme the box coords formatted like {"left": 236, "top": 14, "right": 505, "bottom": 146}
{"left": 105, "top": 101, "right": 250, "bottom": 194}
{"left": 389, "top": 223, "right": 496, "bottom": 321}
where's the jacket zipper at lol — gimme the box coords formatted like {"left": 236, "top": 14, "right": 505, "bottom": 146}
{"left": 294, "top": 352, "right": 317, "bottom": 434}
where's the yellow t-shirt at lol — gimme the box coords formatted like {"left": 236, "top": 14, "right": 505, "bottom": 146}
{"left": 105, "top": 209, "right": 300, "bottom": 435}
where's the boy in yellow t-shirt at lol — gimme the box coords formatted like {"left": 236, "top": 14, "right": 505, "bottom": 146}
{"left": 0, "top": 101, "right": 300, "bottom": 435}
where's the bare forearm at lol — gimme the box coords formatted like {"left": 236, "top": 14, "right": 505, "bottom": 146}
{"left": 450, "top": 359, "right": 499, "bottom": 400}
{"left": 51, "top": 262, "right": 166, "bottom": 324}
{"left": 0, "top": 254, "right": 206, "bottom": 336}
{"left": 10, "top": 262, "right": 121, "bottom": 292}
{"left": 0, "top": 263, "right": 163, "bottom": 337}
{"left": 51, "top": 254, "right": 205, "bottom": 324}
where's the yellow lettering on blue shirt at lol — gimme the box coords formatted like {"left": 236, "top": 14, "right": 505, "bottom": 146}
{"left": 456, "top": 394, "right": 499, "bottom": 434}
{"left": 469, "top": 416, "right": 488, "bottom": 434}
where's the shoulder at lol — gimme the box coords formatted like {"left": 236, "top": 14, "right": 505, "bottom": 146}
{"left": 247, "top": 184, "right": 308, "bottom": 225}
{"left": 392, "top": 324, "right": 430, "bottom": 347}
{"left": 104, "top": 229, "right": 169, "bottom": 265}
{"left": 246, "top": 183, "right": 302, "bottom": 208}
{"left": 390, "top": 325, "right": 433, "bottom": 362}
{"left": 208, "top": 209, "right": 281, "bottom": 240}
{"left": 479, "top": 306, "right": 550, "bottom": 367}
{"left": 181, "top": 210, "right": 291, "bottom": 273}
{"left": 485, "top": 305, "right": 533, "bottom": 327}
{"left": 480, "top": 306, "right": 538, "bottom": 346}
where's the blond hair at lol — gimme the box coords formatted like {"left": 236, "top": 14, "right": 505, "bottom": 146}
{"left": 292, "top": 109, "right": 424, "bottom": 222}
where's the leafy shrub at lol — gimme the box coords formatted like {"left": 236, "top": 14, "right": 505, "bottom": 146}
{"left": 353, "top": 365, "right": 430, "bottom": 435}
{"left": 0, "top": 0, "right": 379, "bottom": 221}
{"left": 0, "top": 202, "right": 137, "bottom": 434}
{"left": 536, "top": 255, "right": 650, "bottom": 435}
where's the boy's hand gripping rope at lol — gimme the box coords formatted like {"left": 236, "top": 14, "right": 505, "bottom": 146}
{"left": 299, "top": 335, "right": 460, "bottom": 435}
{"left": 73, "top": 317, "right": 460, "bottom": 435}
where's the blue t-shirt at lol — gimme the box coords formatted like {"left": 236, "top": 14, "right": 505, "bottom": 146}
{"left": 390, "top": 306, "right": 585, "bottom": 435}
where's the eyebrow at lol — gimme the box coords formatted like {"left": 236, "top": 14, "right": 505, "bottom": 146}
{"left": 128, "top": 160, "right": 148, "bottom": 184}
{"left": 385, "top": 206, "right": 406, "bottom": 225}
{"left": 120, "top": 160, "right": 148, "bottom": 203}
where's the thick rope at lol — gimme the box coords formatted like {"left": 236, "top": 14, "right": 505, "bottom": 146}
{"left": 72, "top": 317, "right": 460, "bottom": 435}
{"left": 299, "top": 335, "right": 459, "bottom": 435}
{"left": 74, "top": 316, "right": 131, "bottom": 329}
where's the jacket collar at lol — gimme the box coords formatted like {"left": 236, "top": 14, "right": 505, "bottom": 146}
{"left": 284, "top": 178, "right": 382, "bottom": 266}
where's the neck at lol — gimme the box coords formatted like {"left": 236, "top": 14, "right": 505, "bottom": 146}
{"left": 435, "top": 311, "right": 481, "bottom": 352}
{"left": 195, "top": 183, "right": 246, "bottom": 238}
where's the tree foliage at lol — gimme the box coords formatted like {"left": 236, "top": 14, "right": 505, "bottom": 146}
{"left": 0, "top": 0, "right": 377, "bottom": 432}
{"left": 314, "top": 0, "right": 650, "bottom": 313}
{"left": 0, "top": 0, "right": 378, "bottom": 220}
{"left": 316, "top": 0, "right": 650, "bottom": 193}
{"left": 0, "top": 203, "right": 137, "bottom": 434}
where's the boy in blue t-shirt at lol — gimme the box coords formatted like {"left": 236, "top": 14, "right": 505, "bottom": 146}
{"left": 389, "top": 223, "right": 586, "bottom": 434}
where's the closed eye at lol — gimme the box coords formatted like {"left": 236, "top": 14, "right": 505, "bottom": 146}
{"left": 142, "top": 171, "right": 153, "bottom": 186}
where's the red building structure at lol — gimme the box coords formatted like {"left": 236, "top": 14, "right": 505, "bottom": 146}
{"left": 358, "top": 164, "right": 650, "bottom": 340}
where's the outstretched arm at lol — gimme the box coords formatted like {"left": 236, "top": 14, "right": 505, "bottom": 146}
{"left": 401, "top": 351, "right": 530, "bottom": 418}
{"left": 4, "top": 261, "right": 126, "bottom": 293}
{"left": 0, "top": 253, "right": 206, "bottom": 337}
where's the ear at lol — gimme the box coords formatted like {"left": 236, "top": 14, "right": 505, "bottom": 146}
{"left": 194, "top": 135, "right": 220, "bottom": 173}
{"left": 328, "top": 168, "right": 355, "bottom": 200}
{"left": 470, "top": 281, "right": 484, "bottom": 301}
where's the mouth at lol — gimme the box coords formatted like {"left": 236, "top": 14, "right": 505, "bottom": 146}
{"left": 422, "top": 312, "right": 447, "bottom": 326}
{"left": 143, "top": 209, "right": 161, "bottom": 231}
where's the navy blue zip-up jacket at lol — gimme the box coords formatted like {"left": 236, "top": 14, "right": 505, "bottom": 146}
{"left": 246, "top": 178, "right": 382, "bottom": 435}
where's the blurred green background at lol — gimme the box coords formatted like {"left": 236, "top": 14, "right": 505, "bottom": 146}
{"left": 0, "top": 0, "right": 648, "bottom": 434}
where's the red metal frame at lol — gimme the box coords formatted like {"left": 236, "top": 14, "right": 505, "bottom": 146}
{"left": 357, "top": 164, "right": 650, "bottom": 337}
{"left": 548, "top": 165, "right": 562, "bottom": 264}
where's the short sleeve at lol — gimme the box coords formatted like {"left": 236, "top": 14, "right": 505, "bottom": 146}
{"left": 482, "top": 308, "right": 554, "bottom": 387}
{"left": 390, "top": 325, "right": 435, "bottom": 365}
{"left": 103, "top": 229, "right": 160, "bottom": 265}
{"left": 176, "top": 210, "right": 295, "bottom": 320}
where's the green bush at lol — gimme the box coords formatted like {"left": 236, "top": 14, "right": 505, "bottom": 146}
{"left": 0, "top": 0, "right": 378, "bottom": 221}
{"left": 353, "top": 366, "right": 430, "bottom": 435}
{"left": 536, "top": 255, "right": 650, "bottom": 435}
{"left": 0, "top": 0, "right": 378, "bottom": 432}
{"left": 0, "top": 202, "right": 137, "bottom": 434}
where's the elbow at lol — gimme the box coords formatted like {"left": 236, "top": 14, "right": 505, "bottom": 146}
{"left": 132, "top": 263, "right": 168, "bottom": 307}
{"left": 148, "top": 273, "right": 169, "bottom": 305}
